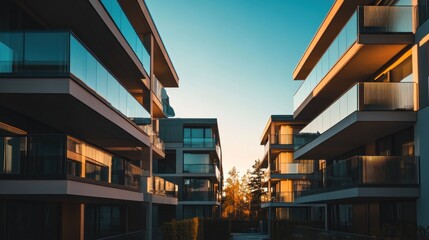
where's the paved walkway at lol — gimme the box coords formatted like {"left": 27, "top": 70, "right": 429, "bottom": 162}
{"left": 231, "top": 233, "right": 269, "bottom": 240}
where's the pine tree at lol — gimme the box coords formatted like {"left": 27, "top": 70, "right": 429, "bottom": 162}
{"left": 247, "top": 160, "right": 265, "bottom": 220}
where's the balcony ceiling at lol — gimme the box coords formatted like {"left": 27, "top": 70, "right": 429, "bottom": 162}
{"left": 294, "top": 111, "right": 416, "bottom": 160}
{"left": 294, "top": 42, "right": 412, "bottom": 121}
{"left": 0, "top": 78, "right": 151, "bottom": 149}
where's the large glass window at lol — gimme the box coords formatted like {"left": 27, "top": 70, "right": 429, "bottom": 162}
{"left": 0, "top": 200, "right": 60, "bottom": 240}
{"left": 30, "top": 135, "right": 66, "bottom": 177}
{"left": 183, "top": 127, "right": 215, "bottom": 147}
{"left": 183, "top": 153, "right": 213, "bottom": 173}
{"left": 85, "top": 161, "right": 108, "bottom": 182}
{"left": 84, "top": 205, "right": 125, "bottom": 239}
{"left": 183, "top": 178, "right": 213, "bottom": 201}
{"left": 154, "top": 150, "right": 176, "bottom": 173}
{"left": 0, "top": 136, "right": 25, "bottom": 174}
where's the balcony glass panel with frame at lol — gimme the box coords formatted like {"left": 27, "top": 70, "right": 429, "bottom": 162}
{"left": 0, "top": 134, "right": 143, "bottom": 190}
{"left": 293, "top": 6, "right": 415, "bottom": 112}
{"left": 301, "top": 155, "right": 419, "bottom": 196}
{"left": 0, "top": 31, "right": 150, "bottom": 120}
{"left": 296, "top": 82, "right": 416, "bottom": 147}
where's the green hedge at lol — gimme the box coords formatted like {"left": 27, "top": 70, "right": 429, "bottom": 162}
{"left": 162, "top": 218, "right": 231, "bottom": 240}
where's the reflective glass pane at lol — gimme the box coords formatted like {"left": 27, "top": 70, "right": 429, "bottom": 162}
{"left": 24, "top": 32, "right": 69, "bottom": 73}
{"left": 0, "top": 32, "right": 24, "bottom": 73}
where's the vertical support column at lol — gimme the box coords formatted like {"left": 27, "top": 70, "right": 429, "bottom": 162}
{"left": 146, "top": 202, "right": 153, "bottom": 240}
{"left": 268, "top": 206, "right": 272, "bottom": 237}
{"left": 324, "top": 204, "right": 328, "bottom": 230}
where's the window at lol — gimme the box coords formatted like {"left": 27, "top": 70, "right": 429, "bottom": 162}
{"left": 183, "top": 178, "right": 213, "bottom": 201}
{"left": 85, "top": 161, "right": 108, "bottom": 182}
{"left": 183, "top": 127, "right": 215, "bottom": 147}
{"left": 183, "top": 153, "right": 212, "bottom": 173}
{"left": 66, "top": 159, "right": 81, "bottom": 177}
{"left": 155, "top": 150, "right": 176, "bottom": 173}
{"left": 338, "top": 204, "right": 352, "bottom": 226}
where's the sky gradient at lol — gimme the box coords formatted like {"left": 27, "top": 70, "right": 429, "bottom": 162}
{"left": 146, "top": 0, "right": 334, "bottom": 175}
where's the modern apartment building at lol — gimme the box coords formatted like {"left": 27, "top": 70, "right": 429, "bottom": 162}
{"left": 157, "top": 118, "right": 223, "bottom": 221}
{"left": 259, "top": 115, "right": 325, "bottom": 234}
{"left": 0, "top": 0, "right": 179, "bottom": 239}
{"left": 290, "top": 0, "right": 429, "bottom": 236}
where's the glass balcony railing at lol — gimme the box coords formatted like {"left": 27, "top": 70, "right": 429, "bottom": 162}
{"left": 0, "top": 134, "right": 143, "bottom": 189}
{"left": 152, "top": 132, "right": 164, "bottom": 152}
{"left": 271, "top": 163, "right": 315, "bottom": 175}
{"left": 183, "top": 164, "right": 214, "bottom": 174}
{"left": 294, "top": 6, "right": 415, "bottom": 112}
{"left": 183, "top": 137, "right": 217, "bottom": 148}
{"left": 297, "top": 82, "right": 416, "bottom": 147}
{"left": 147, "top": 176, "right": 178, "bottom": 197}
{"left": 0, "top": 31, "right": 150, "bottom": 120}
{"left": 301, "top": 156, "right": 419, "bottom": 196}
{"left": 182, "top": 191, "right": 217, "bottom": 201}
{"left": 269, "top": 134, "right": 294, "bottom": 145}
{"left": 100, "top": 0, "right": 151, "bottom": 74}
{"left": 152, "top": 75, "right": 164, "bottom": 102}
{"left": 183, "top": 164, "right": 221, "bottom": 180}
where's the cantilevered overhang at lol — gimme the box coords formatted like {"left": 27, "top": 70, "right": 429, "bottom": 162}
{"left": 261, "top": 202, "right": 324, "bottom": 209}
{"left": 294, "top": 42, "right": 412, "bottom": 120}
{"left": 0, "top": 78, "right": 151, "bottom": 149}
{"left": 295, "top": 111, "right": 416, "bottom": 160}
{"left": 0, "top": 180, "right": 144, "bottom": 202}
{"left": 293, "top": 0, "right": 374, "bottom": 80}
{"left": 294, "top": 187, "right": 419, "bottom": 204}
{"left": 16, "top": 0, "right": 150, "bottom": 92}
{"left": 120, "top": 0, "right": 180, "bottom": 87}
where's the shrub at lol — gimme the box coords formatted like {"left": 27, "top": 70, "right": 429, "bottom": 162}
{"left": 162, "top": 217, "right": 199, "bottom": 240}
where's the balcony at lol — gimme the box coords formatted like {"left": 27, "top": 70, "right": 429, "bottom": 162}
{"left": 183, "top": 164, "right": 221, "bottom": 182}
{"left": 182, "top": 191, "right": 219, "bottom": 202}
{"left": 295, "top": 156, "right": 419, "bottom": 203}
{"left": 261, "top": 134, "right": 298, "bottom": 165}
{"left": 260, "top": 191, "right": 305, "bottom": 208}
{"left": 101, "top": 0, "right": 151, "bottom": 75}
{"left": 295, "top": 82, "right": 417, "bottom": 159}
{"left": 271, "top": 163, "right": 315, "bottom": 176}
{"left": 0, "top": 134, "right": 145, "bottom": 201}
{"left": 0, "top": 31, "right": 151, "bottom": 148}
{"left": 293, "top": 6, "right": 416, "bottom": 120}
{"left": 147, "top": 176, "right": 178, "bottom": 198}
{"left": 183, "top": 137, "right": 217, "bottom": 148}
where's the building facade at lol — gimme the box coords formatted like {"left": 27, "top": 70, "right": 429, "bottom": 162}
{"left": 0, "top": 0, "right": 179, "bottom": 239}
{"left": 259, "top": 115, "right": 325, "bottom": 234}
{"left": 157, "top": 119, "right": 223, "bottom": 221}
{"left": 290, "top": 0, "right": 429, "bottom": 237}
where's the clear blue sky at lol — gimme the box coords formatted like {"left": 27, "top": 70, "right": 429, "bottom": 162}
{"left": 146, "top": 0, "right": 334, "bottom": 176}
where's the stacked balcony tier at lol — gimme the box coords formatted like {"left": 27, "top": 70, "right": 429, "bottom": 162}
{"left": 0, "top": 31, "right": 151, "bottom": 149}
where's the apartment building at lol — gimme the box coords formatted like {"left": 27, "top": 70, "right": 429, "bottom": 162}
{"left": 290, "top": 0, "right": 429, "bottom": 236}
{"left": 259, "top": 115, "right": 325, "bottom": 234}
{"left": 157, "top": 119, "right": 223, "bottom": 221}
{"left": 0, "top": 0, "right": 179, "bottom": 239}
